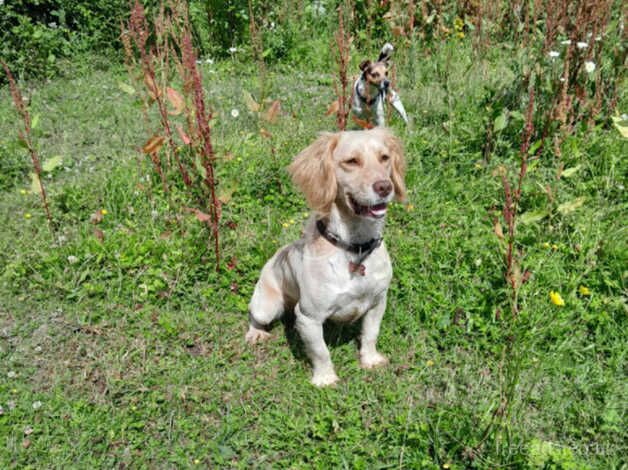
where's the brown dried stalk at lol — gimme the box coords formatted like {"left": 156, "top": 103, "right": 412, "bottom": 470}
{"left": 2, "top": 61, "right": 53, "bottom": 230}
{"left": 181, "top": 31, "right": 221, "bottom": 272}
{"left": 332, "top": 1, "right": 352, "bottom": 131}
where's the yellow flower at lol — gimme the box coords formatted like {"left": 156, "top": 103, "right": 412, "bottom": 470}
{"left": 426, "top": 359, "right": 434, "bottom": 367}
{"left": 19, "top": 189, "right": 27, "bottom": 195}
{"left": 289, "top": 219, "right": 295, "bottom": 225}
{"left": 24, "top": 213, "right": 31, "bottom": 219}
{"left": 579, "top": 286, "right": 591, "bottom": 296}
{"left": 457, "top": 32, "right": 465, "bottom": 39}
{"left": 406, "top": 204, "right": 414, "bottom": 212}
{"left": 282, "top": 222, "right": 289, "bottom": 228}
{"left": 542, "top": 242, "right": 550, "bottom": 249}
{"left": 193, "top": 459, "right": 200, "bottom": 465}
{"left": 101, "top": 209, "right": 108, "bottom": 215}
{"left": 443, "top": 463, "right": 451, "bottom": 469}
{"left": 549, "top": 291, "right": 565, "bottom": 307}
{"left": 551, "top": 244, "right": 558, "bottom": 251}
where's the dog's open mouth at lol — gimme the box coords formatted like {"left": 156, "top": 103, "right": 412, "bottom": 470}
{"left": 349, "top": 195, "right": 388, "bottom": 218}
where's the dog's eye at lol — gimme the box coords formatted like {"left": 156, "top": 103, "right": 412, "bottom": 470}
{"left": 381, "top": 154, "right": 390, "bottom": 162}
{"left": 344, "top": 158, "right": 360, "bottom": 166}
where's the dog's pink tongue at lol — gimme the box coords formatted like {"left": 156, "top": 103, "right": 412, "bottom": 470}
{"left": 368, "top": 202, "right": 388, "bottom": 217}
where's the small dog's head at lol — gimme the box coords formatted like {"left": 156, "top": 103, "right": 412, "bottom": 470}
{"left": 359, "top": 43, "right": 394, "bottom": 90}
{"left": 288, "top": 128, "right": 406, "bottom": 217}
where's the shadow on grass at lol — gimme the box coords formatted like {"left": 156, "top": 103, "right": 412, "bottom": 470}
{"left": 279, "top": 311, "right": 362, "bottom": 364}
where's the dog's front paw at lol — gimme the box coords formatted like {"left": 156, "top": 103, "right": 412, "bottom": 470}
{"left": 360, "top": 352, "right": 389, "bottom": 369}
{"left": 245, "top": 326, "right": 271, "bottom": 345}
{"left": 311, "top": 371, "right": 339, "bottom": 387}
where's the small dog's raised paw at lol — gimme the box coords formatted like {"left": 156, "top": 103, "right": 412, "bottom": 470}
{"left": 311, "top": 371, "right": 340, "bottom": 387}
{"left": 360, "top": 352, "right": 389, "bottom": 369}
{"left": 245, "top": 326, "right": 271, "bottom": 344}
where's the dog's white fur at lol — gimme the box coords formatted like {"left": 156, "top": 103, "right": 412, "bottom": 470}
{"left": 245, "top": 128, "right": 405, "bottom": 386}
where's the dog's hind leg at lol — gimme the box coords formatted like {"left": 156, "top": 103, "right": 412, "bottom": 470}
{"left": 245, "top": 264, "right": 287, "bottom": 344}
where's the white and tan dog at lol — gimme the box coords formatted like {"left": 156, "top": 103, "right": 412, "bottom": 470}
{"left": 352, "top": 43, "right": 409, "bottom": 127}
{"left": 245, "top": 128, "right": 405, "bottom": 386}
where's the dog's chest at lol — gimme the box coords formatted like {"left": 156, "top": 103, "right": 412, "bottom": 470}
{"left": 324, "top": 253, "right": 391, "bottom": 322}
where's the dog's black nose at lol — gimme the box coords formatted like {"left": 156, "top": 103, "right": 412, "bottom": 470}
{"left": 382, "top": 79, "right": 390, "bottom": 89}
{"left": 373, "top": 180, "right": 392, "bottom": 197}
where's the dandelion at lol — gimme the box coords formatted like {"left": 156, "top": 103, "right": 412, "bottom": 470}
{"left": 426, "top": 359, "right": 434, "bottom": 367}
{"left": 542, "top": 242, "right": 550, "bottom": 249}
{"left": 7, "top": 371, "right": 17, "bottom": 378}
{"left": 24, "top": 213, "right": 31, "bottom": 219}
{"left": 579, "top": 286, "right": 591, "bottom": 296}
{"left": 32, "top": 401, "right": 42, "bottom": 410}
{"left": 549, "top": 291, "right": 565, "bottom": 307}
{"left": 67, "top": 255, "right": 79, "bottom": 264}
{"left": 548, "top": 50, "right": 560, "bottom": 59}
{"left": 194, "top": 459, "right": 201, "bottom": 465}
{"left": 406, "top": 204, "right": 414, "bottom": 211}
{"left": 282, "top": 222, "right": 289, "bottom": 228}
{"left": 584, "top": 61, "right": 596, "bottom": 73}
{"left": 560, "top": 40, "right": 571, "bottom": 45}
{"left": 576, "top": 42, "right": 588, "bottom": 49}
{"left": 551, "top": 244, "right": 558, "bottom": 251}
{"left": 289, "top": 219, "right": 295, "bottom": 225}
{"left": 231, "top": 109, "right": 240, "bottom": 118}
{"left": 19, "top": 189, "right": 27, "bottom": 195}
{"left": 100, "top": 209, "right": 108, "bottom": 215}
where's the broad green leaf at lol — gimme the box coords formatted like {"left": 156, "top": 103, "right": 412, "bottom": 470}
{"left": 242, "top": 90, "right": 260, "bottom": 112}
{"left": 118, "top": 82, "right": 136, "bottom": 95}
{"left": 493, "top": 112, "right": 508, "bottom": 132}
{"left": 611, "top": 115, "right": 628, "bottom": 138}
{"left": 31, "top": 113, "right": 40, "bottom": 130}
{"left": 557, "top": 197, "right": 585, "bottom": 215}
{"left": 42, "top": 155, "right": 63, "bottom": 172}
{"left": 528, "top": 139, "right": 543, "bottom": 155}
{"left": 561, "top": 164, "right": 581, "bottom": 178}
{"left": 30, "top": 172, "right": 41, "bottom": 194}
{"left": 519, "top": 210, "right": 548, "bottom": 224}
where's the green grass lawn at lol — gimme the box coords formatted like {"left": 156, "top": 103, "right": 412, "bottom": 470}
{"left": 0, "top": 43, "right": 626, "bottom": 468}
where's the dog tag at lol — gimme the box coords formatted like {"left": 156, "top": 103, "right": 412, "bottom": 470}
{"left": 349, "top": 261, "right": 366, "bottom": 276}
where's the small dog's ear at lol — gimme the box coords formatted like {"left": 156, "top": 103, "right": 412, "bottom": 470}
{"left": 288, "top": 133, "right": 339, "bottom": 214}
{"left": 378, "top": 43, "right": 394, "bottom": 63}
{"left": 379, "top": 128, "right": 406, "bottom": 201}
{"left": 359, "top": 60, "right": 372, "bottom": 72}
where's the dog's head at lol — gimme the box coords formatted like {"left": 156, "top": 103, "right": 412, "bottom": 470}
{"left": 288, "top": 128, "right": 406, "bottom": 218}
{"left": 359, "top": 43, "right": 394, "bottom": 90}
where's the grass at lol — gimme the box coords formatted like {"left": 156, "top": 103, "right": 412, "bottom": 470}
{"left": 0, "top": 40, "right": 626, "bottom": 468}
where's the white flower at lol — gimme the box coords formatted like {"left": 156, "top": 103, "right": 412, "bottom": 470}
{"left": 32, "top": 401, "right": 42, "bottom": 410}
{"left": 7, "top": 371, "right": 17, "bottom": 378}
{"left": 560, "top": 40, "right": 571, "bottom": 45}
{"left": 0, "top": 405, "right": 3, "bottom": 415}
{"left": 228, "top": 47, "right": 237, "bottom": 54}
{"left": 231, "top": 109, "right": 240, "bottom": 118}
{"left": 151, "top": 210, "right": 158, "bottom": 219}
{"left": 559, "top": 77, "right": 566, "bottom": 82}
{"left": 577, "top": 42, "right": 588, "bottom": 49}
{"left": 67, "top": 255, "right": 79, "bottom": 264}
{"left": 595, "top": 35, "right": 601, "bottom": 41}
{"left": 195, "top": 59, "right": 202, "bottom": 64}
{"left": 548, "top": 50, "right": 560, "bottom": 58}
{"left": 205, "top": 58, "right": 214, "bottom": 64}
{"left": 584, "top": 61, "right": 596, "bottom": 73}
{"left": 8, "top": 401, "right": 16, "bottom": 410}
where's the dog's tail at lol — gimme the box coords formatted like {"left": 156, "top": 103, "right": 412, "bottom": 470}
{"left": 378, "top": 43, "right": 394, "bottom": 62}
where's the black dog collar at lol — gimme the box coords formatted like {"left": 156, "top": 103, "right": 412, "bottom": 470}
{"left": 316, "top": 219, "right": 382, "bottom": 275}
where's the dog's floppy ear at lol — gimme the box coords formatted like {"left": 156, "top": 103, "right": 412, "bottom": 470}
{"left": 380, "top": 128, "right": 406, "bottom": 201}
{"left": 288, "top": 132, "right": 339, "bottom": 214}
{"left": 378, "top": 43, "right": 394, "bottom": 63}
{"left": 359, "top": 60, "right": 372, "bottom": 72}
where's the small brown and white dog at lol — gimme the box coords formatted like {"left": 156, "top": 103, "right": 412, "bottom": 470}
{"left": 245, "top": 128, "right": 405, "bottom": 386}
{"left": 352, "top": 43, "right": 409, "bottom": 127}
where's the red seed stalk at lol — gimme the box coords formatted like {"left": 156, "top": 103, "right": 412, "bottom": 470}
{"left": 2, "top": 61, "right": 53, "bottom": 230}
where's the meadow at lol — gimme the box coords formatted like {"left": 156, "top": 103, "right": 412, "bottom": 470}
{"left": 0, "top": 1, "right": 626, "bottom": 468}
